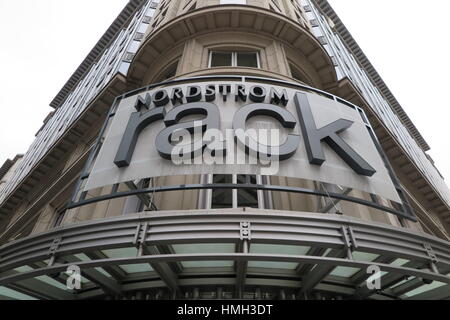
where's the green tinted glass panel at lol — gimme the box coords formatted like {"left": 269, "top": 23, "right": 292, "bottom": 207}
{"left": 390, "top": 277, "right": 413, "bottom": 289}
{"left": 173, "top": 244, "right": 236, "bottom": 268}
{"left": 353, "top": 252, "right": 379, "bottom": 262}
{"left": 248, "top": 244, "right": 311, "bottom": 269}
{"left": 381, "top": 258, "right": 410, "bottom": 277}
{"left": 14, "top": 266, "right": 33, "bottom": 273}
{"left": 391, "top": 258, "right": 409, "bottom": 267}
{"left": 118, "top": 264, "right": 153, "bottom": 273}
{"left": 181, "top": 261, "right": 234, "bottom": 268}
{"left": 250, "top": 244, "right": 310, "bottom": 256}
{"left": 103, "top": 247, "right": 138, "bottom": 259}
{"left": 173, "top": 243, "right": 235, "bottom": 254}
{"left": 0, "top": 286, "right": 37, "bottom": 300}
{"left": 236, "top": 52, "right": 258, "bottom": 68}
{"left": 249, "top": 244, "right": 309, "bottom": 270}
{"left": 103, "top": 247, "right": 153, "bottom": 274}
{"left": 74, "top": 253, "right": 112, "bottom": 278}
{"left": 330, "top": 252, "right": 379, "bottom": 278}
{"left": 35, "top": 276, "right": 69, "bottom": 290}
{"left": 248, "top": 261, "right": 299, "bottom": 270}
{"left": 330, "top": 266, "right": 360, "bottom": 278}
{"left": 404, "top": 281, "right": 447, "bottom": 297}
{"left": 211, "top": 52, "right": 232, "bottom": 67}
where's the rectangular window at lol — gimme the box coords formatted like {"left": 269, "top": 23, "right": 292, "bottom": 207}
{"left": 157, "top": 59, "right": 179, "bottom": 82}
{"left": 331, "top": 56, "right": 338, "bottom": 66}
{"left": 210, "top": 52, "right": 233, "bottom": 67}
{"left": 209, "top": 51, "right": 260, "bottom": 68}
{"left": 289, "top": 63, "right": 307, "bottom": 83}
{"left": 237, "top": 175, "right": 258, "bottom": 208}
{"left": 211, "top": 175, "right": 233, "bottom": 209}
{"left": 134, "top": 32, "right": 144, "bottom": 41}
{"left": 236, "top": 52, "right": 258, "bottom": 68}
{"left": 52, "top": 209, "right": 66, "bottom": 228}
{"left": 318, "top": 36, "right": 327, "bottom": 45}
{"left": 142, "top": 16, "right": 152, "bottom": 24}
{"left": 123, "top": 52, "right": 135, "bottom": 63}
{"left": 210, "top": 174, "right": 260, "bottom": 209}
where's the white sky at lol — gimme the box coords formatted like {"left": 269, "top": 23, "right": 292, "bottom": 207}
{"left": 0, "top": 0, "right": 449, "bottom": 184}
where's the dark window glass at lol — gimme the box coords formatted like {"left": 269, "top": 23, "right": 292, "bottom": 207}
{"left": 237, "top": 175, "right": 258, "bottom": 208}
{"left": 290, "top": 63, "right": 309, "bottom": 84}
{"left": 211, "top": 175, "right": 233, "bottom": 209}
{"left": 210, "top": 52, "right": 232, "bottom": 67}
{"left": 159, "top": 60, "right": 178, "bottom": 81}
{"left": 53, "top": 210, "right": 66, "bottom": 227}
{"left": 236, "top": 52, "right": 258, "bottom": 68}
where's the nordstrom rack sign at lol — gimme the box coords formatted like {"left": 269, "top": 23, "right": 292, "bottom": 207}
{"left": 85, "top": 80, "right": 401, "bottom": 203}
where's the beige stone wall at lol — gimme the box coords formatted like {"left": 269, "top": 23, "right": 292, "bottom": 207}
{"left": 141, "top": 31, "right": 322, "bottom": 87}
{"left": 140, "top": 0, "right": 319, "bottom": 87}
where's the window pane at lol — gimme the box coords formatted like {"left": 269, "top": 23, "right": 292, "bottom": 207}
{"left": 212, "top": 175, "right": 233, "bottom": 208}
{"left": 159, "top": 60, "right": 178, "bottom": 81}
{"left": 118, "top": 264, "right": 153, "bottom": 274}
{"left": 248, "top": 244, "right": 310, "bottom": 270}
{"left": 236, "top": 52, "right": 258, "bottom": 68}
{"left": 330, "top": 266, "right": 360, "bottom": 278}
{"left": 250, "top": 244, "right": 310, "bottom": 256}
{"left": 0, "top": 286, "right": 37, "bottom": 300}
{"left": 102, "top": 247, "right": 154, "bottom": 274}
{"left": 237, "top": 175, "right": 258, "bottom": 208}
{"left": 404, "top": 281, "right": 447, "bottom": 298}
{"left": 290, "top": 63, "right": 307, "bottom": 83}
{"left": 173, "top": 244, "right": 235, "bottom": 254}
{"left": 211, "top": 52, "right": 232, "bottom": 67}
{"left": 180, "top": 261, "right": 234, "bottom": 268}
{"left": 248, "top": 261, "right": 299, "bottom": 270}
{"left": 173, "top": 243, "right": 236, "bottom": 268}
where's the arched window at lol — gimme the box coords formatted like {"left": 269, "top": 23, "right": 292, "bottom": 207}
{"left": 155, "top": 59, "right": 179, "bottom": 82}
{"left": 289, "top": 62, "right": 311, "bottom": 85}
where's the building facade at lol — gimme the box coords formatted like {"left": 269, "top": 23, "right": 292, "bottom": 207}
{"left": 0, "top": 0, "right": 449, "bottom": 300}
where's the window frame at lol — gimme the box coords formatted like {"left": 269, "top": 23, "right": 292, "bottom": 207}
{"left": 208, "top": 51, "right": 261, "bottom": 69}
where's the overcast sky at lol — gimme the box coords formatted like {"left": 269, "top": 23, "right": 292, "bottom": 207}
{"left": 0, "top": 0, "right": 449, "bottom": 183}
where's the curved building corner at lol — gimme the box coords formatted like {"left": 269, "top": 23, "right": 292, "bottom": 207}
{"left": 0, "top": 0, "right": 449, "bottom": 301}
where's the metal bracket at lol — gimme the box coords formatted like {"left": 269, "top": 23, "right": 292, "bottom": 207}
{"left": 133, "top": 222, "right": 149, "bottom": 252}
{"left": 240, "top": 221, "right": 251, "bottom": 241}
{"left": 341, "top": 226, "right": 357, "bottom": 258}
{"left": 47, "top": 237, "right": 62, "bottom": 266}
{"left": 423, "top": 243, "right": 439, "bottom": 273}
